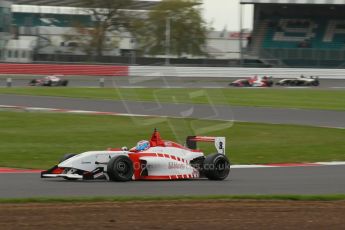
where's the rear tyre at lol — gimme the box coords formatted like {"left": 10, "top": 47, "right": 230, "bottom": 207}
{"left": 61, "top": 80, "right": 69, "bottom": 86}
{"left": 203, "top": 153, "right": 230, "bottom": 180}
{"left": 107, "top": 155, "right": 134, "bottom": 182}
{"left": 46, "top": 80, "right": 52, "bottom": 86}
{"left": 312, "top": 81, "right": 319, "bottom": 86}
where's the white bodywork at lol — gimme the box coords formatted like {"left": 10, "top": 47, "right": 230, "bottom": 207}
{"left": 41, "top": 134, "right": 227, "bottom": 181}
{"left": 44, "top": 75, "right": 63, "bottom": 82}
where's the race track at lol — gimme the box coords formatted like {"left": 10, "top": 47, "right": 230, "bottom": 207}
{"left": 1, "top": 94, "right": 344, "bottom": 128}
{"left": 0, "top": 76, "right": 344, "bottom": 198}
{"left": 0, "top": 165, "right": 344, "bottom": 198}
{"left": 1, "top": 76, "right": 345, "bottom": 89}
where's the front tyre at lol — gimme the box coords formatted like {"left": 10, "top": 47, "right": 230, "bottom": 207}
{"left": 107, "top": 155, "right": 134, "bottom": 182}
{"left": 203, "top": 153, "right": 230, "bottom": 180}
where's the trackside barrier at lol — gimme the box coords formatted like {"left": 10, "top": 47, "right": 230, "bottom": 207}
{"left": 129, "top": 66, "right": 345, "bottom": 79}
{"left": 1, "top": 64, "right": 345, "bottom": 79}
{"left": 0, "top": 64, "right": 129, "bottom": 76}
{"left": 99, "top": 78, "right": 105, "bottom": 87}
{"left": 6, "top": 78, "right": 12, "bottom": 87}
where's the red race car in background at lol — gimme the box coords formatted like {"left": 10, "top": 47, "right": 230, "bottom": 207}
{"left": 229, "top": 76, "right": 273, "bottom": 87}
{"left": 29, "top": 75, "right": 69, "bottom": 87}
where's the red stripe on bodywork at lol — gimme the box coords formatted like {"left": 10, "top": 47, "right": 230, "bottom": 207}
{"left": 107, "top": 148, "right": 123, "bottom": 151}
{"left": 51, "top": 167, "right": 64, "bottom": 174}
{"left": 128, "top": 153, "right": 158, "bottom": 179}
{"left": 139, "top": 175, "right": 172, "bottom": 180}
{"left": 139, "top": 174, "right": 194, "bottom": 180}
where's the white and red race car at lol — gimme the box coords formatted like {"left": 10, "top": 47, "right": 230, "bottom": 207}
{"left": 29, "top": 75, "right": 68, "bottom": 87}
{"left": 229, "top": 76, "right": 273, "bottom": 87}
{"left": 41, "top": 130, "right": 230, "bottom": 181}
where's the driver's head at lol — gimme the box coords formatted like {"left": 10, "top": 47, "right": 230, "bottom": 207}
{"left": 135, "top": 140, "right": 150, "bottom": 151}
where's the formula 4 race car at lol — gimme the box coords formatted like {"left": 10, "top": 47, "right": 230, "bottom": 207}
{"left": 229, "top": 76, "right": 273, "bottom": 87}
{"left": 276, "top": 75, "right": 319, "bottom": 86}
{"left": 41, "top": 129, "right": 230, "bottom": 181}
{"left": 29, "top": 75, "right": 69, "bottom": 87}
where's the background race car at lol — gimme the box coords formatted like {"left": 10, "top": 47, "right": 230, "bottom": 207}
{"left": 276, "top": 76, "right": 320, "bottom": 86}
{"left": 229, "top": 76, "right": 273, "bottom": 87}
{"left": 41, "top": 129, "right": 231, "bottom": 182}
{"left": 29, "top": 75, "right": 69, "bottom": 87}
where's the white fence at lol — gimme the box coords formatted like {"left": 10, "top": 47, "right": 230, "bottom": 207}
{"left": 129, "top": 66, "right": 345, "bottom": 79}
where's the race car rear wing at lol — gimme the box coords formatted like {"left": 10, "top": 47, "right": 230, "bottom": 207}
{"left": 186, "top": 136, "right": 226, "bottom": 155}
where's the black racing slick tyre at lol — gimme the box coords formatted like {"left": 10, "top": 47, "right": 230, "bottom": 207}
{"left": 59, "top": 153, "right": 76, "bottom": 163}
{"left": 203, "top": 153, "right": 230, "bottom": 180}
{"left": 107, "top": 155, "right": 134, "bottom": 182}
{"left": 29, "top": 79, "right": 37, "bottom": 86}
{"left": 312, "top": 81, "right": 319, "bottom": 86}
{"left": 61, "top": 80, "right": 69, "bottom": 86}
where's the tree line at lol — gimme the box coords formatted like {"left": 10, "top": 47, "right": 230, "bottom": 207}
{"left": 67, "top": 0, "right": 209, "bottom": 58}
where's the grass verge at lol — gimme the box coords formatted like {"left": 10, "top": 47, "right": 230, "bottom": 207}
{"left": 0, "top": 111, "right": 344, "bottom": 169}
{"left": 0, "top": 87, "right": 344, "bottom": 111}
{"left": 1, "top": 195, "right": 345, "bottom": 203}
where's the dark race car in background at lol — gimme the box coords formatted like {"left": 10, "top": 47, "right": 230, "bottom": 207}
{"left": 29, "top": 75, "right": 69, "bottom": 87}
{"left": 229, "top": 76, "right": 273, "bottom": 87}
{"left": 276, "top": 76, "right": 320, "bottom": 86}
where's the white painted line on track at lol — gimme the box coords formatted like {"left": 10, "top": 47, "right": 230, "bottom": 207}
{"left": 0, "top": 105, "right": 151, "bottom": 118}
{"left": 315, "top": 161, "right": 345, "bottom": 166}
{"left": 285, "top": 87, "right": 312, "bottom": 89}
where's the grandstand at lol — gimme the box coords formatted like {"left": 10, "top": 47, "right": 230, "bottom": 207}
{"left": 241, "top": 0, "right": 345, "bottom": 68}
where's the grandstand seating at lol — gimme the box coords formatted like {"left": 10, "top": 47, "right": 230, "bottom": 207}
{"left": 254, "top": 16, "right": 345, "bottom": 67}
{"left": 262, "top": 18, "right": 345, "bottom": 50}
{"left": 13, "top": 13, "right": 93, "bottom": 27}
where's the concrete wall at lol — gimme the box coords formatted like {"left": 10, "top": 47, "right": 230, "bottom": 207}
{"left": 1, "top": 63, "right": 345, "bottom": 79}
{"left": 129, "top": 66, "right": 345, "bottom": 79}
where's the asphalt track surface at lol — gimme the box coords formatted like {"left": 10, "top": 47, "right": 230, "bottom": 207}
{"left": 0, "top": 77, "right": 344, "bottom": 197}
{"left": 1, "top": 94, "right": 345, "bottom": 128}
{"left": 0, "top": 165, "right": 344, "bottom": 198}
{"left": 1, "top": 76, "right": 345, "bottom": 89}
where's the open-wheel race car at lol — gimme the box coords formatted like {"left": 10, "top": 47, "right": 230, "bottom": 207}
{"left": 41, "top": 129, "right": 231, "bottom": 181}
{"left": 229, "top": 76, "right": 273, "bottom": 87}
{"left": 29, "top": 75, "right": 69, "bottom": 87}
{"left": 276, "top": 75, "right": 319, "bottom": 86}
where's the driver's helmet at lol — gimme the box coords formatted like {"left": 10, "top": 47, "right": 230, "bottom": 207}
{"left": 135, "top": 140, "right": 150, "bottom": 151}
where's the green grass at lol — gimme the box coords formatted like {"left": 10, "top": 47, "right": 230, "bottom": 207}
{"left": 1, "top": 194, "right": 345, "bottom": 203}
{"left": 1, "top": 87, "right": 344, "bottom": 111}
{"left": 0, "top": 111, "right": 344, "bottom": 169}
